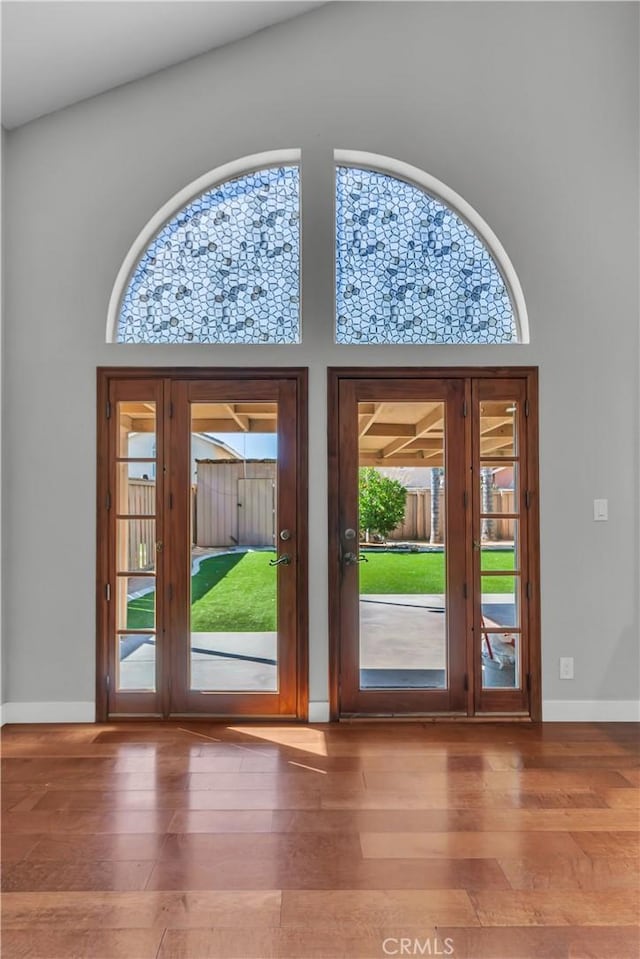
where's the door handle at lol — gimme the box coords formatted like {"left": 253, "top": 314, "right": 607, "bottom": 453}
{"left": 269, "top": 553, "right": 291, "bottom": 567}
{"left": 343, "top": 551, "right": 368, "bottom": 566}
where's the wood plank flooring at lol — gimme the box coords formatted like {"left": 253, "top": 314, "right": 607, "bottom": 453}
{"left": 1, "top": 721, "right": 639, "bottom": 958}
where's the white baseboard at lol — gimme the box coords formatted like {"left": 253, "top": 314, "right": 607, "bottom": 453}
{"left": 543, "top": 700, "right": 640, "bottom": 722}
{"left": 1, "top": 701, "right": 95, "bottom": 725}
{"left": 308, "top": 701, "right": 330, "bottom": 723}
{"left": 1, "top": 699, "right": 637, "bottom": 725}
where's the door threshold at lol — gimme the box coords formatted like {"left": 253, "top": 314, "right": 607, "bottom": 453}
{"left": 168, "top": 713, "right": 304, "bottom": 722}
{"left": 339, "top": 712, "right": 468, "bottom": 721}
{"left": 339, "top": 713, "right": 532, "bottom": 722}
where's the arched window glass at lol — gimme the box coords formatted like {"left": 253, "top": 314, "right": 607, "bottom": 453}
{"left": 336, "top": 163, "right": 524, "bottom": 344}
{"left": 114, "top": 164, "right": 300, "bottom": 343}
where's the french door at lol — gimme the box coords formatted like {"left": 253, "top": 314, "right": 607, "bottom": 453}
{"left": 328, "top": 368, "right": 540, "bottom": 720}
{"left": 96, "top": 368, "right": 307, "bottom": 721}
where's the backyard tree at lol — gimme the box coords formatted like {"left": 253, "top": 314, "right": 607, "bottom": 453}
{"left": 358, "top": 468, "right": 407, "bottom": 541}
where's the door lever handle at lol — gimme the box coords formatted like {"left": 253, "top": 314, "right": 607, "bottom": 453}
{"left": 343, "top": 551, "right": 368, "bottom": 566}
{"left": 269, "top": 553, "right": 291, "bottom": 567}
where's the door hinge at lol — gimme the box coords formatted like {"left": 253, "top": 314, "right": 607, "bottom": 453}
{"left": 105, "top": 583, "right": 111, "bottom": 601}
{"left": 463, "top": 490, "right": 468, "bottom": 509}
{"left": 105, "top": 674, "right": 110, "bottom": 692}
{"left": 526, "top": 581, "right": 532, "bottom": 600}
{"left": 463, "top": 674, "right": 469, "bottom": 691}
{"left": 462, "top": 400, "right": 468, "bottom": 418}
{"left": 105, "top": 400, "right": 112, "bottom": 419}
{"left": 105, "top": 491, "right": 111, "bottom": 511}
{"left": 524, "top": 489, "right": 531, "bottom": 509}
{"left": 463, "top": 582, "right": 468, "bottom": 600}
{"left": 524, "top": 399, "right": 530, "bottom": 418}
{"left": 169, "top": 401, "right": 174, "bottom": 419}
{"left": 526, "top": 673, "right": 531, "bottom": 692}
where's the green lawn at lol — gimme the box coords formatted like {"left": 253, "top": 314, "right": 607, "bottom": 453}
{"left": 127, "top": 551, "right": 277, "bottom": 632}
{"left": 360, "top": 548, "right": 515, "bottom": 594}
{"left": 126, "top": 548, "right": 515, "bottom": 633}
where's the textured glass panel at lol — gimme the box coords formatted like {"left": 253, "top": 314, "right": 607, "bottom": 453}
{"left": 118, "top": 167, "right": 300, "bottom": 344}
{"left": 336, "top": 167, "right": 517, "bottom": 344}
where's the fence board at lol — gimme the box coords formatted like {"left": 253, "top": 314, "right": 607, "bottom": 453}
{"left": 127, "top": 479, "right": 155, "bottom": 570}
{"left": 195, "top": 461, "right": 277, "bottom": 547}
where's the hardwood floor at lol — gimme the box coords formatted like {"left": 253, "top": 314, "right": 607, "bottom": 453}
{"left": 1, "top": 721, "right": 639, "bottom": 958}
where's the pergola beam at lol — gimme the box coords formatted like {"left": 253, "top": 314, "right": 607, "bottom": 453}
{"left": 193, "top": 418, "right": 277, "bottom": 434}
{"left": 381, "top": 407, "right": 443, "bottom": 458}
{"left": 224, "top": 404, "right": 249, "bottom": 432}
{"left": 366, "top": 423, "right": 419, "bottom": 437}
{"left": 358, "top": 403, "right": 385, "bottom": 437}
{"left": 360, "top": 454, "right": 445, "bottom": 468}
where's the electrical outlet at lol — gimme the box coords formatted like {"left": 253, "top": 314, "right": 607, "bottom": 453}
{"left": 559, "top": 657, "right": 574, "bottom": 680}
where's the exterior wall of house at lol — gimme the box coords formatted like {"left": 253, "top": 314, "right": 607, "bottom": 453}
{"left": 2, "top": 1, "right": 639, "bottom": 719}
{"left": 127, "top": 433, "right": 236, "bottom": 481}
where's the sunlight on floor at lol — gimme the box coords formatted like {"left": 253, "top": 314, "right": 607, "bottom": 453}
{"left": 226, "top": 726, "right": 328, "bottom": 757}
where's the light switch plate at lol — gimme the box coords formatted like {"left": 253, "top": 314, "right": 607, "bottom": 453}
{"left": 593, "top": 499, "right": 608, "bottom": 521}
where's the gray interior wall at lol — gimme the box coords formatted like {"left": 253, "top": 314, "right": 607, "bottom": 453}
{"left": 3, "top": 1, "right": 639, "bottom": 708}
{"left": 1, "top": 124, "right": 5, "bottom": 708}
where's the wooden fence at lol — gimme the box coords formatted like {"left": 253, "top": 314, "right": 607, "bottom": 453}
{"left": 388, "top": 489, "right": 515, "bottom": 542}
{"left": 126, "top": 478, "right": 156, "bottom": 571}
{"left": 195, "top": 461, "right": 277, "bottom": 548}
{"left": 125, "top": 475, "right": 515, "bottom": 562}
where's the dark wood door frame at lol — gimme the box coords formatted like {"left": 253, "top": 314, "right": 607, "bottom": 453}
{"left": 327, "top": 366, "right": 541, "bottom": 722}
{"left": 96, "top": 367, "right": 308, "bottom": 723}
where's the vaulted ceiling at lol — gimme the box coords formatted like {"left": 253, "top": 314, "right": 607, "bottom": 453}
{"left": 1, "top": 1, "right": 326, "bottom": 129}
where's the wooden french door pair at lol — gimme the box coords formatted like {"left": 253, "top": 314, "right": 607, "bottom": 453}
{"left": 96, "top": 369, "right": 308, "bottom": 721}
{"left": 328, "top": 368, "right": 541, "bottom": 720}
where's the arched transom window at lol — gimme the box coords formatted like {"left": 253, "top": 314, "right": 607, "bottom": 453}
{"left": 112, "top": 156, "right": 300, "bottom": 344}
{"left": 109, "top": 150, "right": 527, "bottom": 345}
{"left": 335, "top": 152, "right": 527, "bottom": 344}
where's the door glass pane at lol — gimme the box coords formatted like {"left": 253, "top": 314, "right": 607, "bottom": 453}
{"left": 479, "top": 400, "right": 517, "bottom": 458}
{"left": 479, "top": 462, "right": 519, "bottom": 515}
{"left": 117, "top": 401, "right": 156, "bottom": 458}
{"left": 482, "top": 631, "right": 520, "bottom": 689}
{"left": 116, "top": 463, "right": 156, "bottom": 515}
{"left": 117, "top": 633, "right": 156, "bottom": 691}
{"left": 188, "top": 402, "right": 278, "bottom": 692}
{"left": 116, "top": 519, "right": 156, "bottom": 573}
{"left": 481, "top": 574, "right": 520, "bottom": 629}
{"left": 481, "top": 520, "right": 520, "bottom": 572}
{"left": 358, "top": 400, "right": 447, "bottom": 689}
{"left": 117, "top": 577, "right": 155, "bottom": 630}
